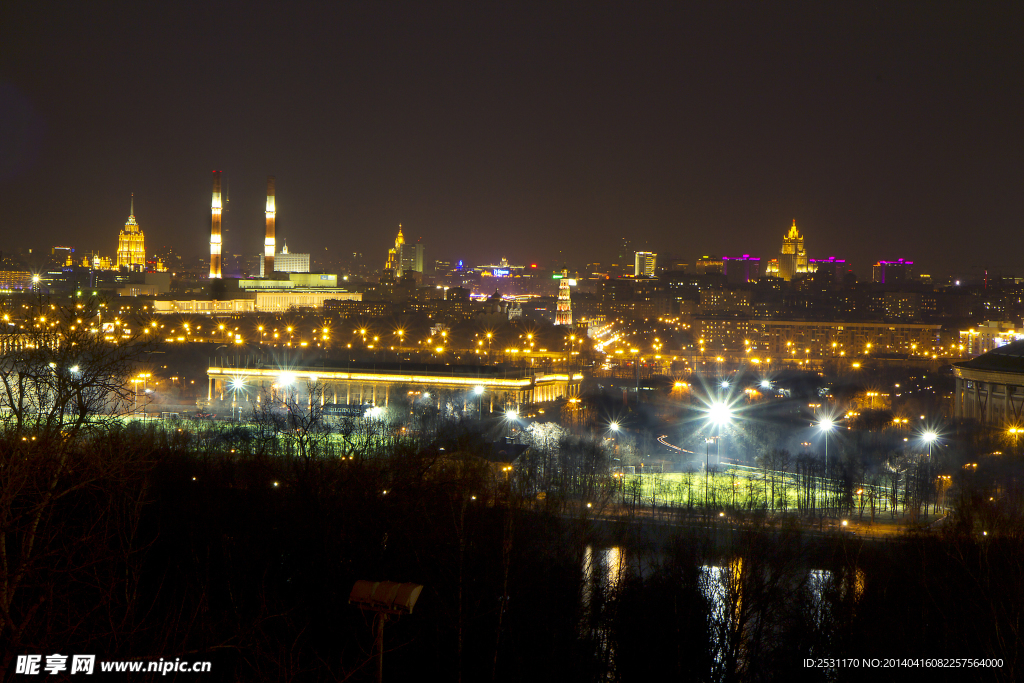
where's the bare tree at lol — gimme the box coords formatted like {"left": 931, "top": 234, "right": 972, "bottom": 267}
{"left": 0, "top": 297, "right": 155, "bottom": 676}
{"left": 249, "top": 379, "right": 335, "bottom": 469}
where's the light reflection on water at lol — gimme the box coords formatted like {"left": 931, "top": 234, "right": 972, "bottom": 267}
{"left": 582, "top": 545, "right": 628, "bottom": 614}
{"left": 581, "top": 547, "right": 865, "bottom": 678}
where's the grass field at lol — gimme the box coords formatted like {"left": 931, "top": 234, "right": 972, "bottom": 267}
{"left": 614, "top": 465, "right": 891, "bottom": 514}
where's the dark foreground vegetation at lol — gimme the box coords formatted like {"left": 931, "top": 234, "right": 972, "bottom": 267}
{"left": 2, "top": 419, "right": 1022, "bottom": 682}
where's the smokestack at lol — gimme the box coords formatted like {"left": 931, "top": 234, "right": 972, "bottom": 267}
{"left": 209, "top": 170, "right": 222, "bottom": 279}
{"left": 264, "top": 176, "right": 276, "bottom": 277}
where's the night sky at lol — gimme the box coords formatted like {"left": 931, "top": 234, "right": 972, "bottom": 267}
{"left": 2, "top": 1, "right": 1021, "bottom": 277}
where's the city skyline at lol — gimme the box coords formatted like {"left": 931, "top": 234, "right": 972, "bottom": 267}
{"left": 1, "top": 2, "right": 1021, "bottom": 276}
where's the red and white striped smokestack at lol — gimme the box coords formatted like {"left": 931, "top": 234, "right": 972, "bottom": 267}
{"left": 264, "top": 176, "right": 276, "bottom": 277}
{"left": 209, "top": 171, "right": 223, "bottom": 279}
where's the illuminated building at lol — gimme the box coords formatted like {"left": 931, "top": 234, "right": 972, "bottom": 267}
{"left": 402, "top": 242, "right": 425, "bottom": 274}
{"left": 953, "top": 340, "right": 1024, "bottom": 426}
{"left": 83, "top": 253, "right": 114, "bottom": 271}
{"left": 555, "top": 271, "right": 573, "bottom": 326}
{"left": 0, "top": 269, "right": 32, "bottom": 291}
{"left": 765, "top": 220, "right": 809, "bottom": 281}
{"left": 259, "top": 241, "right": 310, "bottom": 276}
{"left": 475, "top": 258, "right": 524, "bottom": 278}
{"left": 264, "top": 176, "right": 276, "bottom": 276}
{"left": 207, "top": 363, "right": 582, "bottom": 407}
{"left": 385, "top": 225, "right": 405, "bottom": 277}
{"left": 116, "top": 194, "right": 146, "bottom": 271}
{"left": 209, "top": 171, "right": 222, "bottom": 279}
{"left": 959, "top": 321, "right": 1022, "bottom": 356}
{"left": 634, "top": 251, "right": 657, "bottom": 277}
{"left": 695, "top": 255, "right": 724, "bottom": 275}
{"left": 872, "top": 259, "right": 913, "bottom": 284}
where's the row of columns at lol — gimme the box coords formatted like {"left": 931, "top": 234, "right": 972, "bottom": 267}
{"left": 209, "top": 376, "right": 538, "bottom": 411}
{"left": 954, "top": 376, "right": 1024, "bottom": 425}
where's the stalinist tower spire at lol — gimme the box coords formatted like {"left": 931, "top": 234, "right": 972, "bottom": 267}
{"left": 116, "top": 193, "right": 145, "bottom": 271}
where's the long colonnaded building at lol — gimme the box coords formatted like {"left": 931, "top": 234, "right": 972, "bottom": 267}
{"left": 207, "top": 361, "right": 582, "bottom": 411}
{"left": 953, "top": 339, "right": 1024, "bottom": 427}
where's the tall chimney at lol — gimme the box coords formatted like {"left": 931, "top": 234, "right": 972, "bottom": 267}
{"left": 209, "top": 170, "right": 223, "bottom": 279}
{"left": 264, "top": 176, "right": 276, "bottom": 277}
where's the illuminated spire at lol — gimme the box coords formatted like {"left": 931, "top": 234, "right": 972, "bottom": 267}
{"left": 117, "top": 193, "right": 145, "bottom": 271}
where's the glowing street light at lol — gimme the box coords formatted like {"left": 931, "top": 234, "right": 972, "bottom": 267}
{"left": 708, "top": 401, "right": 733, "bottom": 426}
{"left": 474, "top": 385, "right": 485, "bottom": 416}
{"left": 921, "top": 430, "right": 938, "bottom": 458}
{"left": 819, "top": 417, "right": 836, "bottom": 512}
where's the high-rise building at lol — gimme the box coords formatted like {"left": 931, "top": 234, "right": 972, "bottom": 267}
{"left": 695, "top": 255, "right": 724, "bottom": 275}
{"left": 116, "top": 194, "right": 146, "bottom": 271}
{"left": 259, "top": 240, "right": 309, "bottom": 276}
{"left": 634, "top": 251, "right": 657, "bottom": 277}
{"left": 264, "top": 176, "right": 276, "bottom": 277}
{"left": 555, "top": 273, "right": 573, "bottom": 326}
{"left": 209, "top": 171, "right": 223, "bottom": 279}
{"left": 809, "top": 257, "right": 847, "bottom": 281}
{"left": 401, "top": 242, "right": 425, "bottom": 274}
{"left": 873, "top": 259, "right": 914, "bottom": 284}
{"left": 768, "top": 220, "right": 809, "bottom": 281}
{"left": 385, "top": 225, "right": 405, "bottom": 276}
{"left": 722, "top": 255, "right": 761, "bottom": 283}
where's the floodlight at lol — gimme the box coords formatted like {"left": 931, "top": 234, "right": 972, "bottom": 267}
{"left": 278, "top": 372, "right": 295, "bottom": 386}
{"left": 474, "top": 385, "right": 484, "bottom": 395}
{"left": 819, "top": 418, "right": 835, "bottom": 432}
{"left": 760, "top": 380, "right": 771, "bottom": 389}
{"left": 708, "top": 402, "right": 732, "bottom": 425}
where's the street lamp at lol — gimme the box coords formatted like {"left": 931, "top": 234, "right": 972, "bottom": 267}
{"left": 474, "top": 385, "right": 484, "bottom": 416}
{"left": 819, "top": 417, "right": 836, "bottom": 514}
{"left": 1009, "top": 427, "right": 1022, "bottom": 454}
{"left": 921, "top": 430, "right": 938, "bottom": 458}
{"left": 706, "top": 400, "right": 733, "bottom": 467}
{"left": 230, "top": 377, "right": 246, "bottom": 420}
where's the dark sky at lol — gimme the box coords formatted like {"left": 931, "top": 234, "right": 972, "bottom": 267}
{"left": 2, "top": 1, "right": 1021, "bottom": 277}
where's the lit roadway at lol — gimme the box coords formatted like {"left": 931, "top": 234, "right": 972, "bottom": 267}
{"left": 657, "top": 434, "right": 694, "bottom": 454}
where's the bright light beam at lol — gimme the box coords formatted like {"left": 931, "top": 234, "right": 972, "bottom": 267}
{"left": 708, "top": 402, "right": 733, "bottom": 426}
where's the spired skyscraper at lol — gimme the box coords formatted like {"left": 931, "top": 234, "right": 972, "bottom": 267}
{"left": 384, "top": 225, "right": 424, "bottom": 277}
{"left": 384, "top": 225, "right": 405, "bottom": 276}
{"left": 765, "top": 220, "right": 809, "bottom": 281}
{"left": 116, "top": 194, "right": 146, "bottom": 271}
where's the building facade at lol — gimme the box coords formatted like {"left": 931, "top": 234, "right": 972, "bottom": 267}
{"left": 953, "top": 340, "right": 1024, "bottom": 427}
{"left": 634, "top": 251, "right": 657, "bottom": 277}
{"left": 116, "top": 196, "right": 146, "bottom": 271}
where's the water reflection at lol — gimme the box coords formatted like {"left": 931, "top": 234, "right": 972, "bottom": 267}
{"left": 582, "top": 545, "right": 628, "bottom": 613}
